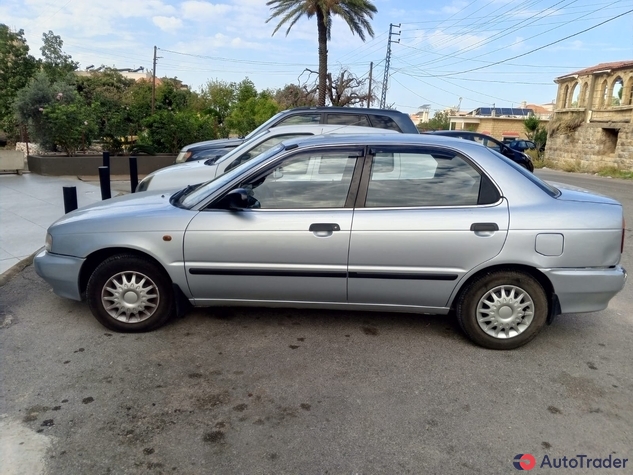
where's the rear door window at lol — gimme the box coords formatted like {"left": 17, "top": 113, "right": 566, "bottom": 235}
{"left": 326, "top": 114, "right": 370, "bottom": 127}
{"left": 364, "top": 147, "right": 483, "bottom": 207}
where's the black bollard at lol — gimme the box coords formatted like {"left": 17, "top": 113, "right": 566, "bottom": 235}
{"left": 102, "top": 150, "right": 110, "bottom": 168}
{"left": 98, "top": 166, "right": 111, "bottom": 200}
{"left": 62, "top": 186, "right": 78, "bottom": 213}
{"left": 129, "top": 156, "right": 138, "bottom": 193}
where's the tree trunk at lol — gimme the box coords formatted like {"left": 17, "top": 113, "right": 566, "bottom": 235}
{"left": 316, "top": 9, "right": 328, "bottom": 107}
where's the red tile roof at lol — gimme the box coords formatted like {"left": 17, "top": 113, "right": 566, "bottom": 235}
{"left": 557, "top": 60, "right": 633, "bottom": 80}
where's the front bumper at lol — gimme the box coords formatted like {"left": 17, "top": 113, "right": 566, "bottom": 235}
{"left": 541, "top": 265, "right": 627, "bottom": 314}
{"left": 34, "top": 249, "right": 85, "bottom": 301}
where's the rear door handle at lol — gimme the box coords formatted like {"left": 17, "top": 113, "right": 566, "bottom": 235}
{"left": 470, "top": 223, "right": 499, "bottom": 232}
{"left": 309, "top": 223, "right": 340, "bottom": 232}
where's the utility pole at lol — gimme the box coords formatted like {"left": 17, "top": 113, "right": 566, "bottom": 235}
{"left": 379, "top": 23, "right": 400, "bottom": 109}
{"left": 151, "top": 46, "right": 157, "bottom": 114}
{"left": 367, "top": 61, "right": 373, "bottom": 108}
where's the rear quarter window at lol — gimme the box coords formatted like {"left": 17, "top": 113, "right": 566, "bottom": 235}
{"left": 368, "top": 115, "right": 402, "bottom": 132}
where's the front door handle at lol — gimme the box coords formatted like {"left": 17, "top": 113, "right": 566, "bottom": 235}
{"left": 470, "top": 223, "right": 499, "bottom": 232}
{"left": 309, "top": 223, "right": 340, "bottom": 232}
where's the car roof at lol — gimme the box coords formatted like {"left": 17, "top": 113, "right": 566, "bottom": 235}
{"left": 426, "top": 130, "right": 490, "bottom": 138}
{"left": 281, "top": 106, "right": 410, "bottom": 116}
{"left": 278, "top": 132, "right": 484, "bottom": 150}
{"left": 260, "top": 124, "right": 400, "bottom": 136}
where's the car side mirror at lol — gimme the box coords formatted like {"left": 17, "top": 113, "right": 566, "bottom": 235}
{"left": 222, "top": 188, "right": 249, "bottom": 210}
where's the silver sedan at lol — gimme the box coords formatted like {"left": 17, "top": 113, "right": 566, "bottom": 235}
{"left": 34, "top": 134, "right": 627, "bottom": 349}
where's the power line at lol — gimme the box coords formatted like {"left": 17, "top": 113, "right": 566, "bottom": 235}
{"left": 433, "top": 7, "right": 633, "bottom": 77}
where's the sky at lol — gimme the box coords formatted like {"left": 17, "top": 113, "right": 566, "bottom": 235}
{"left": 1, "top": 0, "right": 632, "bottom": 115}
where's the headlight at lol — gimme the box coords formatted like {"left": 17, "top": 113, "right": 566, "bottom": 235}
{"left": 175, "top": 151, "right": 192, "bottom": 163}
{"left": 136, "top": 175, "right": 153, "bottom": 192}
{"left": 45, "top": 233, "right": 53, "bottom": 252}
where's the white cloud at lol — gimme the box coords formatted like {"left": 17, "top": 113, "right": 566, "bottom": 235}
{"left": 153, "top": 16, "right": 183, "bottom": 33}
{"left": 181, "top": 1, "right": 233, "bottom": 21}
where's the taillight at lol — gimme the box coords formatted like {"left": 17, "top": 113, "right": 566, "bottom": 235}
{"left": 622, "top": 217, "right": 626, "bottom": 254}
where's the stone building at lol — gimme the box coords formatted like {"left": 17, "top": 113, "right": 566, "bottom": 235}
{"left": 547, "top": 61, "right": 633, "bottom": 170}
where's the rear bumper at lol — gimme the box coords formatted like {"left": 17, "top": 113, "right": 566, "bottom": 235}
{"left": 34, "top": 249, "right": 84, "bottom": 301}
{"left": 541, "top": 266, "right": 627, "bottom": 314}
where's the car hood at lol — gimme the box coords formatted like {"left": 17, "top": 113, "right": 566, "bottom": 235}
{"left": 146, "top": 160, "right": 218, "bottom": 191}
{"left": 183, "top": 137, "right": 244, "bottom": 151}
{"left": 552, "top": 182, "right": 620, "bottom": 205}
{"left": 49, "top": 191, "right": 195, "bottom": 235}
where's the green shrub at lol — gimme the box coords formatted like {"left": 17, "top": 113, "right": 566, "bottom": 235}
{"left": 138, "top": 110, "right": 219, "bottom": 153}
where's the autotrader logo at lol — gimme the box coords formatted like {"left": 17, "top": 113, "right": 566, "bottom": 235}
{"left": 514, "top": 454, "right": 536, "bottom": 471}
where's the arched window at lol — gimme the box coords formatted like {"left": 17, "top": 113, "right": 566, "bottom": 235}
{"left": 561, "top": 84, "right": 569, "bottom": 109}
{"left": 569, "top": 82, "right": 580, "bottom": 107}
{"left": 579, "top": 82, "right": 589, "bottom": 107}
{"left": 611, "top": 77, "right": 623, "bottom": 106}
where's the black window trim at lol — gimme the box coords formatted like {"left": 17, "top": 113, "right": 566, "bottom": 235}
{"left": 354, "top": 144, "right": 503, "bottom": 209}
{"left": 203, "top": 145, "right": 367, "bottom": 211}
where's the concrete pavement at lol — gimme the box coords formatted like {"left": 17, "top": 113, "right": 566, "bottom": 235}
{"left": 0, "top": 173, "right": 131, "bottom": 275}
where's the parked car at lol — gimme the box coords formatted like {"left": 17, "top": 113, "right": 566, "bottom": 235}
{"left": 138, "top": 124, "right": 399, "bottom": 192}
{"left": 34, "top": 134, "right": 626, "bottom": 350}
{"left": 507, "top": 139, "right": 544, "bottom": 153}
{"left": 425, "top": 131, "right": 534, "bottom": 171}
{"left": 175, "top": 106, "right": 419, "bottom": 163}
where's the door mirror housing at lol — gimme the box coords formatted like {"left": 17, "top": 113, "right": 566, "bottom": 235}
{"left": 222, "top": 188, "right": 249, "bottom": 210}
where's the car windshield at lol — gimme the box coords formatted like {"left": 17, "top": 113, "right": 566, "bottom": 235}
{"left": 178, "top": 144, "right": 286, "bottom": 208}
{"left": 243, "top": 111, "right": 286, "bottom": 140}
{"left": 211, "top": 130, "right": 269, "bottom": 166}
{"left": 486, "top": 148, "right": 560, "bottom": 197}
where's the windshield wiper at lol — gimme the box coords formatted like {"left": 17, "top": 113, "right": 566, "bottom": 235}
{"left": 170, "top": 183, "right": 202, "bottom": 207}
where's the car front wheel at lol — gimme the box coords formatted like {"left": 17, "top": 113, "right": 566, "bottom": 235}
{"left": 455, "top": 270, "right": 548, "bottom": 350}
{"left": 86, "top": 254, "right": 174, "bottom": 332}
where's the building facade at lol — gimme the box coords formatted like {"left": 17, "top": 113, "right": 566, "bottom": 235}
{"left": 448, "top": 105, "right": 548, "bottom": 142}
{"left": 547, "top": 61, "right": 633, "bottom": 170}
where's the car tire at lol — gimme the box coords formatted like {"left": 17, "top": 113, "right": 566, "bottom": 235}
{"left": 86, "top": 254, "right": 174, "bottom": 333}
{"left": 455, "top": 270, "right": 548, "bottom": 350}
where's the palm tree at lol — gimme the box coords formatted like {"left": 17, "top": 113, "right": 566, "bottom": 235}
{"left": 266, "top": 0, "right": 377, "bottom": 106}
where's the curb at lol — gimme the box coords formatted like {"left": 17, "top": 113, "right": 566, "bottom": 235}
{"left": 0, "top": 248, "right": 41, "bottom": 287}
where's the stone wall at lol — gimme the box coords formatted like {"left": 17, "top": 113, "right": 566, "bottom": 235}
{"left": 545, "top": 123, "right": 633, "bottom": 170}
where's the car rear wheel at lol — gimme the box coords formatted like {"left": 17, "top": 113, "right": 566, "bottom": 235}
{"left": 86, "top": 254, "right": 174, "bottom": 332}
{"left": 455, "top": 270, "right": 548, "bottom": 350}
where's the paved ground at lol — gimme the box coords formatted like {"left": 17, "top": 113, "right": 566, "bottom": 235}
{"left": 0, "top": 173, "right": 134, "bottom": 274}
{"left": 0, "top": 169, "right": 631, "bottom": 474}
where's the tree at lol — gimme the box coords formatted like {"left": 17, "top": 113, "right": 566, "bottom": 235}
{"left": 40, "top": 31, "right": 78, "bottom": 83}
{"left": 13, "top": 71, "right": 77, "bottom": 149}
{"left": 199, "top": 79, "right": 238, "bottom": 137}
{"left": 139, "top": 110, "right": 219, "bottom": 153}
{"left": 417, "top": 111, "right": 450, "bottom": 131}
{"left": 326, "top": 69, "right": 370, "bottom": 106}
{"left": 76, "top": 68, "right": 136, "bottom": 154}
{"left": 275, "top": 83, "right": 317, "bottom": 109}
{"left": 226, "top": 92, "right": 279, "bottom": 137}
{"left": 524, "top": 115, "right": 547, "bottom": 154}
{"left": 43, "top": 99, "right": 97, "bottom": 156}
{"left": 0, "top": 25, "right": 39, "bottom": 141}
{"left": 267, "top": 0, "right": 377, "bottom": 106}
